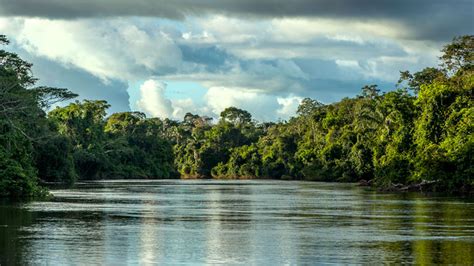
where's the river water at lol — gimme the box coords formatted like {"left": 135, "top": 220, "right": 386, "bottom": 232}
{"left": 1, "top": 180, "right": 473, "bottom": 265}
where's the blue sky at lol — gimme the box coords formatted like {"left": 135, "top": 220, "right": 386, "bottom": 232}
{"left": 0, "top": 0, "right": 472, "bottom": 121}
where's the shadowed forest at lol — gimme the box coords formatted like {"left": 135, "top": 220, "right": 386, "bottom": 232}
{"left": 0, "top": 35, "right": 472, "bottom": 199}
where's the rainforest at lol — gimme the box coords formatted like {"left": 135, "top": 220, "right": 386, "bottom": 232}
{"left": 0, "top": 35, "right": 472, "bottom": 199}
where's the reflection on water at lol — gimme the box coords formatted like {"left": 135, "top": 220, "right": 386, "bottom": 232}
{"left": 1, "top": 180, "right": 473, "bottom": 264}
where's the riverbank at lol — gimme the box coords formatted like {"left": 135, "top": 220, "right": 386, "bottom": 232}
{"left": 359, "top": 179, "right": 473, "bottom": 195}
{"left": 35, "top": 176, "right": 474, "bottom": 197}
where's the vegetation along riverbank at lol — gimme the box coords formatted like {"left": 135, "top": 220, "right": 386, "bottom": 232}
{"left": 0, "top": 35, "right": 472, "bottom": 199}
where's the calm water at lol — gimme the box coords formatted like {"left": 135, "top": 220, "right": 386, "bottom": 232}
{"left": 1, "top": 180, "right": 474, "bottom": 265}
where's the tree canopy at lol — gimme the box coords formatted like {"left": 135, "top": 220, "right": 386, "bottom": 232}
{"left": 1, "top": 35, "right": 473, "bottom": 199}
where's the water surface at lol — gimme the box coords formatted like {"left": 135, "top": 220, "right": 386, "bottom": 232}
{"left": 1, "top": 180, "right": 473, "bottom": 264}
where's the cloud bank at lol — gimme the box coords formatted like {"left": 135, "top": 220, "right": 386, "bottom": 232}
{"left": 1, "top": 0, "right": 471, "bottom": 41}
{"left": 135, "top": 80, "right": 303, "bottom": 121}
{"left": 0, "top": 1, "right": 471, "bottom": 121}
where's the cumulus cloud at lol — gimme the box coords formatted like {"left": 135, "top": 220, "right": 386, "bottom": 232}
{"left": 1, "top": 1, "right": 467, "bottom": 121}
{"left": 204, "top": 87, "right": 303, "bottom": 121}
{"left": 277, "top": 96, "right": 303, "bottom": 118}
{"left": 134, "top": 81, "right": 304, "bottom": 121}
{"left": 0, "top": 15, "right": 446, "bottom": 92}
{"left": 0, "top": 18, "right": 182, "bottom": 82}
{"left": 136, "top": 80, "right": 174, "bottom": 119}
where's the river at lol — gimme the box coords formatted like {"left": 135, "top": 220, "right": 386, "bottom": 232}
{"left": 1, "top": 180, "right": 473, "bottom": 264}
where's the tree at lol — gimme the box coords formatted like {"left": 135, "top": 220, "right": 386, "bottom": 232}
{"left": 440, "top": 35, "right": 473, "bottom": 73}
{"left": 220, "top": 107, "right": 252, "bottom": 126}
{"left": 49, "top": 100, "right": 110, "bottom": 147}
{"left": 34, "top": 133, "right": 77, "bottom": 184}
{"left": 49, "top": 100, "right": 110, "bottom": 179}
{"left": 398, "top": 68, "right": 446, "bottom": 93}
{"left": 0, "top": 35, "right": 76, "bottom": 197}
{"left": 104, "top": 112, "right": 146, "bottom": 134}
{"left": 412, "top": 70, "right": 473, "bottom": 191}
{"left": 296, "top": 98, "right": 323, "bottom": 116}
{"left": 104, "top": 113, "right": 176, "bottom": 179}
{"left": 360, "top": 84, "right": 380, "bottom": 99}
{"left": 33, "top": 86, "right": 78, "bottom": 110}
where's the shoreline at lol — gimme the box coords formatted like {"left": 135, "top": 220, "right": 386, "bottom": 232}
{"left": 39, "top": 177, "right": 473, "bottom": 196}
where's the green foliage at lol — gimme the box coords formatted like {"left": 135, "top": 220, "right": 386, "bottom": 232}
{"left": 0, "top": 33, "right": 472, "bottom": 198}
{"left": 48, "top": 105, "right": 176, "bottom": 180}
{"left": 48, "top": 100, "right": 110, "bottom": 179}
{"left": 104, "top": 113, "right": 176, "bottom": 179}
{"left": 398, "top": 68, "right": 446, "bottom": 93}
{"left": 0, "top": 122, "right": 41, "bottom": 198}
{"left": 440, "top": 35, "right": 473, "bottom": 73}
{"left": 220, "top": 107, "right": 252, "bottom": 126}
{"left": 169, "top": 35, "right": 472, "bottom": 194}
{"left": 0, "top": 35, "right": 76, "bottom": 199}
{"left": 412, "top": 70, "right": 473, "bottom": 191}
{"left": 34, "top": 134, "right": 77, "bottom": 184}
{"left": 297, "top": 98, "right": 323, "bottom": 116}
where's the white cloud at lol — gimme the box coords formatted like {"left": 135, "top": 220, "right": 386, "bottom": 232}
{"left": 170, "top": 98, "right": 212, "bottom": 120}
{"left": 135, "top": 79, "right": 210, "bottom": 120}
{"left": 335, "top": 59, "right": 360, "bottom": 68}
{"left": 269, "top": 18, "right": 404, "bottom": 43}
{"left": 193, "top": 16, "right": 267, "bottom": 44}
{"left": 2, "top": 15, "right": 441, "bottom": 87}
{"left": 134, "top": 82, "right": 302, "bottom": 121}
{"left": 204, "top": 86, "right": 260, "bottom": 115}
{"left": 0, "top": 15, "right": 445, "bottom": 121}
{"left": 277, "top": 96, "right": 303, "bottom": 118}
{"left": 204, "top": 86, "right": 302, "bottom": 121}
{"left": 190, "top": 16, "right": 416, "bottom": 62}
{"left": 136, "top": 80, "right": 173, "bottom": 119}
{"left": 0, "top": 18, "right": 182, "bottom": 82}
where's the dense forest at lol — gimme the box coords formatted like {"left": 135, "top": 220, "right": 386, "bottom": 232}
{"left": 0, "top": 35, "right": 472, "bottom": 199}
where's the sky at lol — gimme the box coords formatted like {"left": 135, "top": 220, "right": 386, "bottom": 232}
{"left": 0, "top": 0, "right": 472, "bottom": 121}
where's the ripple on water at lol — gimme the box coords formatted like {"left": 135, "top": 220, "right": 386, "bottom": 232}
{"left": 1, "top": 180, "right": 473, "bottom": 265}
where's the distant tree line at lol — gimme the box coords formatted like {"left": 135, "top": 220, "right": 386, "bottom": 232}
{"left": 0, "top": 35, "right": 472, "bottom": 198}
